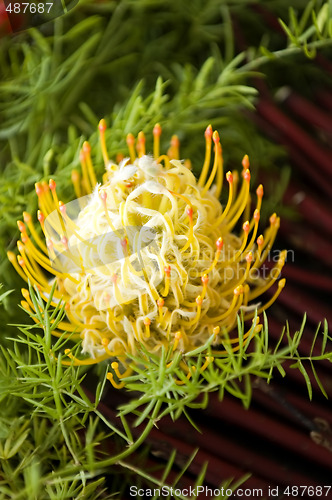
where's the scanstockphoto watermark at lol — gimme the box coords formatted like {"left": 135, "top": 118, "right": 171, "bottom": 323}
{"left": 129, "top": 485, "right": 264, "bottom": 497}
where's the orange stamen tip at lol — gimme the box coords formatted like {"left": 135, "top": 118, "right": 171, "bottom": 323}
{"left": 213, "top": 326, "right": 220, "bottom": 335}
{"left": 164, "top": 265, "right": 171, "bottom": 275}
{"left": 243, "top": 221, "right": 250, "bottom": 233}
{"left": 170, "top": 135, "right": 179, "bottom": 147}
{"left": 35, "top": 183, "right": 43, "bottom": 196}
{"left": 121, "top": 238, "right": 127, "bottom": 248}
{"left": 278, "top": 279, "right": 286, "bottom": 289}
{"left": 243, "top": 169, "right": 251, "bottom": 182}
{"left": 111, "top": 362, "right": 118, "bottom": 370}
{"left": 37, "top": 210, "right": 45, "bottom": 223}
{"left": 185, "top": 205, "right": 193, "bottom": 218}
{"left": 270, "top": 213, "right": 277, "bottom": 225}
{"left": 83, "top": 141, "right": 91, "bottom": 153}
{"left": 49, "top": 179, "right": 56, "bottom": 191}
{"left": 256, "top": 184, "right": 264, "bottom": 198}
{"left": 17, "top": 221, "right": 26, "bottom": 233}
{"left": 23, "top": 212, "right": 31, "bottom": 223}
{"left": 175, "top": 331, "right": 182, "bottom": 340}
{"left": 205, "top": 124, "right": 213, "bottom": 138}
{"left": 99, "top": 190, "right": 107, "bottom": 202}
{"left": 254, "top": 209, "right": 260, "bottom": 222}
{"left": 196, "top": 295, "right": 203, "bottom": 306}
{"left": 101, "top": 338, "right": 108, "bottom": 347}
{"left": 157, "top": 298, "right": 164, "bottom": 307}
{"left": 21, "top": 288, "right": 29, "bottom": 299}
{"left": 246, "top": 252, "right": 253, "bottom": 263}
{"left": 65, "top": 303, "right": 70, "bottom": 311}
{"left": 98, "top": 119, "right": 107, "bottom": 132}
{"left": 46, "top": 238, "right": 53, "bottom": 249}
{"left": 138, "top": 131, "right": 145, "bottom": 143}
{"left": 216, "top": 237, "right": 223, "bottom": 250}
{"left": 144, "top": 317, "right": 151, "bottom": 326}
{"left": 153, "top": 123, "right": 162, "bottom": 136}
{"left": 234, "top": 285, "right": 244, "bottom": 296}
{"left": 17, "top": 241, "right": 24, "bottom": 252}
{"left": 226, "top": 171, "right": 233, "bottom": 183}
{"left": 79, "top": 151, "right": 85, "bottom": 162}
{"left": 111, "top": 273, "right": 118, "bottom": 284}
{"left": 7, "top": 251, "right": 15, "bottom": 262}
{"left": 21, "top": 234, "right": 28, "bottom": 244}
{"left": 201, "top": 274, "right": 209, "bottom": 285}
{"left": 242, "top": 154, "right": 250, "bottom": 169}
{"left": 71, "top": 170, "right": 80, "bottom": 182}
{"left": 59, "top": 201, "right": 66, "bottom": 214}
{"left": 18, "top": 257, "right": 25, "bottom": 267}
{"left": 61, "top": 236, "right": 68, "bottom": 248}
{"left": 126, "top": 133, "right": 135, "bottom": 145}
{"left": 257, "top": 235, "right": 264, "bottom": 246}
{"left": 212, "top": 130, "right": 220, "bottom": 143}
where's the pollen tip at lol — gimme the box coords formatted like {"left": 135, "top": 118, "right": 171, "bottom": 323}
{"left": 83, "top": 141, "right": 91, "bottom": 153}
{"left": 153, "top": 123, "right": 162, "bottom": 136}
{"left": 59, "top": 201, "right": 66, "bottom": 214}
{"left": 216, "top": 237, "right": 223, "bottom": 250}
{"left": 98, "top": 119, "right": 107, "bottom": 132}
{"left": 35, "top": 183, "right": 43, "bottom": 196}
{"left": 175, "top": 331, "right": 182, "bottom": 340}
{"left": 18, "top": 257, "right": 25, "bottom": 267}
{"left": 212, "top": 130, "right": 220, "bottom": 143}
{"left": 196, "top": 295, "right": 203, "bottom": 306}
{"left": 269, "top": 213, "right": 277, "bottom": 225}
{"left": 17, "top": 221, "right": 26, "bottom": 232}
{"left": 71, "top": 170, "right": 80, "bottom": 182}
{"left": 278, "top": 278, "right": 286, "bottom": 289}
{"left": 17, "top": 241, "right": 24, "bottom": 252}
{"left": 23, "top": 212, "right": 31, "bottom": 223}
{"left": 242, "top": 154, "right": 250, "bottom": 170}
{"left": 157, "top": 298, "right": 164, "bottom": 307}
{"left": 164, "top": 265, "right": 171, "bottom": 275}
{"left": 126, "top": 133, "right": 135, "bottom": 145}
{"left": 37, "top": 210, "right": 45, "bottom": 223}
{"left": 246, "top": 252, "right": 253, "bottom": 263}
{"left": 65, "top": 303, "right": 70, "bottom": 311}
{"left": 111, "top": 273, "right": 118, "bottom": 283}
{"left": 201, "top": 274, "right": 209, "bottom": 285}
{"left": 144, "top": 317, "right": 151, "bottom": 326}
{"left": 185, "top": 205, "right": 193, "bottom": 218}
{"left": 254, "top": 209, "right": 260, "bottom": 221}
{"left": 99, "top": 190, "right": 107, "bottom": 201}
{"left": 171, "top": 135, "right": 179, "bottom": 147}
{"left": 256, "top": 184, "right": 264, "bottom": 198}
{"left": 138, "top": 131, "right": 145, "bottom": 142}
{"left": 101, "top": 338, "right": 108, "bottom": 346}
{"left": 205, "top": 124, "right": 213, "bottom": 138}
{"left": 213, "top": 326, "right": 220, "bottom": 335}
{"left": 7, "top": 251, "right": 15, "bottom": 262}
{"left": 111, "top": 362, "right": 118, "bottom": 369}
{"left": 61, "top": 235, "right": 68, "bottom": 248}
{"left": 226, "top": 171, "right": 233, "bottom": 183}
{"left": 257, "top": 235, "right": 264, "bottom": 246}
{"left": 243, "top": 221, "right": 250, "bottom": 233}
{"left": 49, "top": 179, "right": 56, "bottom": 191}
{"left": 234, "top": 285, "right": 244, "bottom": 296}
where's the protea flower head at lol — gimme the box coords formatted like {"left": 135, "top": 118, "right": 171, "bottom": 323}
{"left": 8, "top": 121, "right": 286, "bottom": 387}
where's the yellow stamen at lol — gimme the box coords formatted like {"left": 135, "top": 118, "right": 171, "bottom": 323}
{"left": 98, "top": 119, "right": 109, "bottom": 166}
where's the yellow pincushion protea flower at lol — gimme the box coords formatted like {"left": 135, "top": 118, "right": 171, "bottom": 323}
{"left": 8, "top": 121, "right": 286, "bottom": 388}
